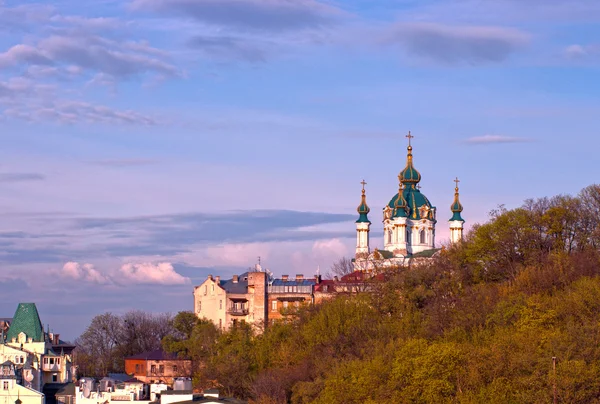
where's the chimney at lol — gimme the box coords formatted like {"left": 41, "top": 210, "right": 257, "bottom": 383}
{"left": 233, "top": 275, "right": 239, "bottom": 283}
{"left": 215, "top": 276, "right": 220, "bottom": 284}
{"left": 281, "top": 275, "right": 289, "bottom": 282}
{"left": 296, "top": 274, "right": 304, "bottom": 281}
{"left": 334, "top": 276, "right": 339, "bottom": 282}
{"left": 315, "top": 275, "right": 322, "bottom": 284}
{"left": 54, "top": 334, "right": 60, "bottom": 345}
{"left": 208, "top": 274, "right": 213, "bottom": 280}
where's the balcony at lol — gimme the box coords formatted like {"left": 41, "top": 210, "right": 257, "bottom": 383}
{"left": 227, "top": 307, "right": 249, "bottom": 316}
{"left": 42, "top": 363, "right": 61, "bottom": 372}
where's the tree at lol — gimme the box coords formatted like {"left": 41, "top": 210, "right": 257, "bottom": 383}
{"left": 75, "top": 310, "right": 175, "bottom": 377}
{"left": 327, "top": 257, "right": 355, "bottom": 278}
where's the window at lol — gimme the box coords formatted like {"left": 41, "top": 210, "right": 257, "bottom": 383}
{"left": 3, "top": 381, "right": 8, "bottom": 390}
{"left": 44, "top": 358, "right": 48, "bottom": 364}
{"left": 159, "top": 365, "right": 164, "bottom": 374}
{"left": 135, "top": 364, "right": 140, "bottom": 373}
{"left": 220, "top": 300, "right": 222, "bottom": 310}
{"left": 406, "top": 230, "right": 411, "bottom": 244}
{"left": 49, "top": 358, "right": 55, "bottom": 365}
{"left": 57, "top": 358, "right": 61, "bottom": 365}
{"left": 419, "top": 229, "right": 426, "bottom": 244}
{"left": 197, "top": 301, "right": 201, "bottom": 313}
{"left": 283, "top": 301, "right": 289, "bottom": 309}
{"left": 212, "top": 284, "right": 214, "bottom": 292}
{"left": 151, "top": 365, "right": 156, "bottom": 373}
{"left": 172, "top": 365, "right": 178, "bottom": 373}
{"left": 204, "top": 285, "right": 207, "bottom": 295}
{"left": 219, "top": 319, "right": 222, "bottom": 329}
{"left": 271, "top": 301, "right": 277, "bottom": 312}
{"left": 52, "top": 374, "right": 58, "bottom": 382}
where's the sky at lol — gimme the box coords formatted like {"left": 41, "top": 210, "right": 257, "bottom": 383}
{"left": 1, "top": 0, "right": 599, "bottom": 340}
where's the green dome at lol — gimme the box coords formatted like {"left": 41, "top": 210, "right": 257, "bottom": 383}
{"left": 356, "top": 185, "right": 371, "bottom": 223}
{"left": 399, "top": 145, "right": 421, "bottom": 185}
{"left": 449, "top": 183, "right": 465, "bottom": 222}
{"left": 393, "top": 186, "right": 408, "bottom": 218}
{"left": 388, "top": 185, "right": 436, "bottom": 221}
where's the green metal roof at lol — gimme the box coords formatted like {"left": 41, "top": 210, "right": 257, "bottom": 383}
{"left": 449, "top": 186, "right": 464, "bottom": 222}
{"left": 6, "top": 303, "right": 45, "bottom": 343}
{"left": 356, "top": 188, "right": 371, "bottom": 223}
{"left": 387, "top": 185, "right": 436, "bottom": 221}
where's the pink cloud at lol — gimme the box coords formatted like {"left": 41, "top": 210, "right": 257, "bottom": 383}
{"left": 119, "top": 262, "right": 190, "bottom": 285}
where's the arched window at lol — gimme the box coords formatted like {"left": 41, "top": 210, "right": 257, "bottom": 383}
{"left": 420, "top": 229, "right": 426, "bottom": 244}
{"left": 387, "top": 229, "right": 392, "bottom": 244}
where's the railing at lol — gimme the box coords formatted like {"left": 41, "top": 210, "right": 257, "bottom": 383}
{"left": 227, "top": 308, "right": 249, "bottom": 316}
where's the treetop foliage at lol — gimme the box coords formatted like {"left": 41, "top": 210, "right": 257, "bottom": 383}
{"left": 77, "top": 185, "right": 600, "bottom": 403}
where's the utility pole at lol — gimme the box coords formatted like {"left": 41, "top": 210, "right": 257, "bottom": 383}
{"left": 552, "top": 356, "right": 557, "bottom": 404}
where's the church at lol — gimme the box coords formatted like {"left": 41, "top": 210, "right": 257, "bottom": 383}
{"left": 353, "top": 133, "right": 465, "bottom": 270}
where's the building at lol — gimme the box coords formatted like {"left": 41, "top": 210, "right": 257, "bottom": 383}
{"left": 124, "top": 349, "right": 192, "bottom": 384}
{"left": 0, "top": 360, "right": 45, "bottom": 404}
{"left": 194, "top": 268, "right": 336, "bottom": 330}
{"left": 0, "top": 303, "right": 75, "bottom": 404}
{"left": 354, "top": 133, "right": 465, "bottom": 270}
{"left": 267, "top": 275, "right": 316, "bottom": 323}
{"left": 194, "top": 270, "right": 268, "bottom": 332}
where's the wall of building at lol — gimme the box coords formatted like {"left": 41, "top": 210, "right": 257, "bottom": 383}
{"left": 0, "top": 379, "right": 45, "bottom": 404}
{"left": 193, "top": 276, "right": 227, "bottom": 330}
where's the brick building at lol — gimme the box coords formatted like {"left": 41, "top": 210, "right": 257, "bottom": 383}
{"left": 124, "top": 349, "right": 192, "bottom": 384}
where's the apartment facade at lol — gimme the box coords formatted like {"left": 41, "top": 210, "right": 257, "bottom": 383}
{"left": 124, "top": 349, "right": 192, "bottom": 384}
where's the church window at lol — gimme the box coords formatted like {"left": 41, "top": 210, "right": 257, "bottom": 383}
{"left": 420, "top": 230, "right": 426, "bottom": 244}
{"left": 204, "top": 285, "right": 207, "bottom": 295}
{"left": 406, "top": 230, "right": 411, "bottom": 244}
{"left": 3, "top": 381, "right": 8, "bottom": 390}
{"left": 220, "top": 300, "right": 222, "bottom": 310}
{"left": 387, "top": 230, "right": 392, "bottom": 244}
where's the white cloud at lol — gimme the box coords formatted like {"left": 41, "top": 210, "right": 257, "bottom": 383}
{"left": 464, "top": 134, "right": 531, "bottom": 144}
{"left": 119, "top": 262, "right": 190, "bottom": 285}
{"left": 564, "top": 43, "right": 600, "bottom": 60}
{"left": 61, "top": 261, "right": 111, "bottom": 284}
{"left": 59, "top": 261, "right": 189, "bottom": 285}
{"left": 202, "top": 242, "right": 271, "bottom": 267}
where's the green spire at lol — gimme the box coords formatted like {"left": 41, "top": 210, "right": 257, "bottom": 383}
{"left": 394, "top": 183, "right": 408, "bottom": 217}
{"left": 450, "top": 177, "right": 465, "bottom": 222}
{"left": 356, "top": 180, "right": 371, "bottom": 223}
{"left": 399, "top": 131, "right": 422, "bottom": 187}
{"left": 6, "top": 303, "right": 45, "bottom": 343}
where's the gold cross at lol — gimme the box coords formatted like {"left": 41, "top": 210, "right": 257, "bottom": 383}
{"left": 454, "top": 177, "right": 460, "bottom": 188}
{"left": 361, "top": 179, "right": 367, "bottom": 191}
{"left": 406, "top": 131, "right": 414, "bottom": 146}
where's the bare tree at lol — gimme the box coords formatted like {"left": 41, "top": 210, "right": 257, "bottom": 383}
{"left": 327, "top": 257, "right": 355, "bottom": 279}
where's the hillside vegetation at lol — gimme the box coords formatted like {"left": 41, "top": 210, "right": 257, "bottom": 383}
{"left": 164, "top": 185, "right": 600, "bottom": 403}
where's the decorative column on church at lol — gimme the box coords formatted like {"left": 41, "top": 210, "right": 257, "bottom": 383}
{"left": 355, "top": 180, "right": 371, "bottom": 259}
{"left": 449, "top": 177, "right": 465, "bottom": 243}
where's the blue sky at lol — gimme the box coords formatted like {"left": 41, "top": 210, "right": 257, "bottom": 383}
{"left": 1, "top": 0, "right": 599, "bottom": 339}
